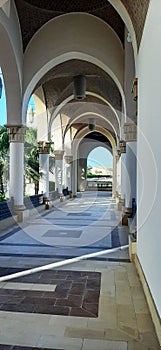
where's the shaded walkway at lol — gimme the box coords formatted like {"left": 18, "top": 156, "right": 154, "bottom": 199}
{"left": 0, "top": 192, "right": 160, "bottom": 349}
{"left": 0, "top": 192, "right": 128, "bottom": 268}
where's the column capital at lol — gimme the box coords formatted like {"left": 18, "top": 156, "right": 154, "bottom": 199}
{"left": 65, "top": 155, "right": 73, "bottom": 164}
{"left": 119, "top": 140, "right": 126, "bottom": 154}
{"left": 7, "top": 125, "right": 26, "bottom": 143}
{"left": 54, "top": 150, "right": 64, "bottom": 160}
{"left": 124, "top": 123, "right": 137, "bottom": 142}
{"left": 38, "top": 141, "right": 50, "bottom": 154}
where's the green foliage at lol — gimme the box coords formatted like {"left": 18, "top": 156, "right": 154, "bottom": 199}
{"left": 24, "top": 128, "right": 39, "bottom": 194}
{"left": 0, "top": 126, "right": 9, "bottom": 196}
{"left": 87, "top": 173, "right": 112, "bottom": 179}
{"left": 0, "top": 126, "right": 9, "bottom": 158}
{"left": 0, "top": 193, "right": 6, "bottom": 202}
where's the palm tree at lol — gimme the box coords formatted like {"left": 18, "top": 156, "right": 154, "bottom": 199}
{"left": 0, "top": 126, "right": 9, "bottom": 199}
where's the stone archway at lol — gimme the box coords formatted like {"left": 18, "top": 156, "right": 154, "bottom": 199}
{"left": 72, "top": 125, "right": 117, "bottom": 197}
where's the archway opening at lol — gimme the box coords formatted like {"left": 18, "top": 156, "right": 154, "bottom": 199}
{"left": 77, "top": 131, "right": 114, "bottom": 193}
{"left": 87, "top": 146, "right": 113, "bottom": 192}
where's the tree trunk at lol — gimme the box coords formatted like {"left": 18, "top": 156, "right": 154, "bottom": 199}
{"left": 34, "top": 180, "right": 39, "bottom": 195}
{"left": 0, "top": 163, "right": 4, "bottom": 194}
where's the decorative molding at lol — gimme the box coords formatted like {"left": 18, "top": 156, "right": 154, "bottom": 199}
{"left": 38, "top": 141, "right": 50, "bottom": 154}
{"left": 65, "top": 155, "right": 73, "bottom": 164}
{"left": 7, "top": 125, "right": 26, "bottom": 143}
{"left": 54, "top": 150, "right": 64, "bottom": 160}
{"left": 14, "top": 204, "right": 26, "bottom": 223}
{"left": 119, "top": 140, "right": 126, "bottom": 154}
{"left": 124, "top": 123, "right": 137, "bottom": 142}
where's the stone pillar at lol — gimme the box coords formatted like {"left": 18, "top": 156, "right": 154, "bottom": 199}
{"left": 112, "top": 150, "right": 117, "bottom": 198}
{"left": 71, "top": 153, "right": 78, "bottom": 197}
{"left": 64, "top": 155, "right": 73, "bottom": 192}
{"left": 8, "top": 125, "right": 26, "bottom": 222}
{"left": 120, "top": 140, "right": 126, "bottom": 204}
{"left": 38, "top": 141, "right": 50, "bottom": 198}
{"left": 77, "top": 158, "right": 87, "bottom": 192}
{"left": 124, "top": 123, "right": 137, "bottom": 215}
{"left": 54, "top": 150, "right": 64, "bottom": 195}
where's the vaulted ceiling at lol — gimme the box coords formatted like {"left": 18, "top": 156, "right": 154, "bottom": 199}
{"left": 14, "top": 0, "right": 150, "bottom": 51}
{"left": 15, "top": 1, "right": 149, "bottom": 130}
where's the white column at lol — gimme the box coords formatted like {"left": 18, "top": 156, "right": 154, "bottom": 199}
{"left": 72, "top": 158, "right": 77, "bottom": 197}
{"left": 38, "top": 141, "right": 50, "bottom": 198}
{"left": 112, "top": 151, "right": 117, "bottom": 197}
{"left": 54, "top": 150, "right": 64, "bottom": 195}
{"left": 64, "top": 155, "right": 73, "bottom": 191}
{"left": 8, "top": 126, "right": 26, "bottom": 221}
{"left": 116, "top": 154, "right": 121, "bottom": 195}
{"left": 121, "top": 153, "right": 126, "bottom": 202}
{"left": 124, "top": 123, "right": 137, "bottom": 212}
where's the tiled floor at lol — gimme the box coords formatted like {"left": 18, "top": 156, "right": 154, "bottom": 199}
{"left": 0, "top": 192, "right": 160, "bottom": 349}
{"left": 0, "top": 269, "right": 101, "bottom": 317}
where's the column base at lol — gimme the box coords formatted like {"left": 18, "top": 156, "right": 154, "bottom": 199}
{"left": 124, "top": 207, "right": 132, "bottom": 217}
{"left": 129, "top": 233, "right": 137, "bottom": 262}
{"left": 59, "top": 194, "right": 64, "bottom": 202}
{"left": 116, "top": 196, "right": 125, "bottom": 211}
{"left": 122, "top": 214, "right": 128, "bottom": 226}
{"left": 122, "top": 207, "right": 132, "bottom": 226}
{"left": 14, "top": 205, "right": 25, "bottom": 223}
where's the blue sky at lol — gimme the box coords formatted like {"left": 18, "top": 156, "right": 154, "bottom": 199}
{"left": 0, "top": 69, "right": 34, "bottom": 125}
{"left": 87, "top": 147, "right": 113, "bottom": 168}
{"left": 0, "top": 72, "right": 6, "bottom": 126}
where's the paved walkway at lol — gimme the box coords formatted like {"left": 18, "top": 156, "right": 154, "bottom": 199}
{"left": 0, "top": 192, "right": 160, "bottom": 349}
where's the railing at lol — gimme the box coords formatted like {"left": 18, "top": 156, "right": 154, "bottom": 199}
{"left": 86, "top": 181, "right": 112, "bottom": 191}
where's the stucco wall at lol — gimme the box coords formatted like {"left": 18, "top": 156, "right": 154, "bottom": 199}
{"left": 137, "top": 0, "right": 161, "bottom": 317}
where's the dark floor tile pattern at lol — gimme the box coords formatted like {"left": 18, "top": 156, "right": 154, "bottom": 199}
{"left": 0, "top": 268, "right": 101, "bottom": 318}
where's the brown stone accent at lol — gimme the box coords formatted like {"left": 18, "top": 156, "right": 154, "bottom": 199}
{"left": 119, "top": 140, "right": 126, "bottom": 154}
{"left": 38, "top": 141, "right": 50, "bottom": 154}
{"left": 124, "top": 123, "right": 137, "bottom": 142}
{"left": 7, "top": 125, "right": 26, "bottom": 143}
{"left": 54, "top": 150, "right": 64, "bottom": 160}
{"left": 0, "top": 269, "right": 101, "bottom": 318}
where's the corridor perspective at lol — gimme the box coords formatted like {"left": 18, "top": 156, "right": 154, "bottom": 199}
{"left": 0, "top": 1, "right": 161, "bottom": 349}
{"left": 0, "top": 192, "right": 160, "bottom": 349}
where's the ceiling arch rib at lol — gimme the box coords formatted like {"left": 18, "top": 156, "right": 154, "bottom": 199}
{"left": 72, "top": 125, "right": 117, "bottom": 164}
{"left": 79, "top": 133, "right": 113, "bottom": 160}
{"left": 49, "top": 92, "right": 121, "bottom": 140}
{"left": 15, "top": 0, "right": 150, "bottom": 54}
{"left": 64, "top": 112, "right": 118, "bottom": 143}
